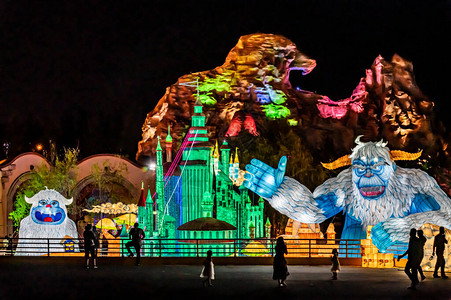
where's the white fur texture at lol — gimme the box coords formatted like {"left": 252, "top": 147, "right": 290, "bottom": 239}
{"left": 16, "top": 189, "right": 79, "bottom": 256}
{"left": 268, "top": 166, "right": 451, "bottom": 245}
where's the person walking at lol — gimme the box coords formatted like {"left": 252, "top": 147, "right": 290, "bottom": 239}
{"left": 126, "top": 222, "right": 145, "bottom": 266}
{"left": 398, "top": 228, "right": 421, "bottom": 289}
{"left": 432, "top": 226, "right": 448, "bottom": 279}
{"left": 83, "top": 224, "right": 98, "bottom": 269}
{"left": 331, "top": 248, "right": 340, "bottom": 280}
{"left": 273, "top": 236, "right": 289, "bottom": 287}
{"left": 200, "top": 250, "right": 215, "bottom": 287}
{"left": 417, "top": 229, "right": 427, "bottom": 281}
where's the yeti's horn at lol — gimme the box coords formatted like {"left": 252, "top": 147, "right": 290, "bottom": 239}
{"left": 63, "top": 197, "right": 74, "bottom": 206}
{"left": 24, "top": 196, "right": 33, "bottom": 204}
{"left": 389, "top": 150, "right": 423, "bottom": 161}
{"left": 321, "top": 155, "right": 352, "bottom": 170}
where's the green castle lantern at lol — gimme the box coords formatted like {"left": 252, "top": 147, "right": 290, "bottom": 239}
{"left": 138, "top": 98, "right": 265, "bottom": 256}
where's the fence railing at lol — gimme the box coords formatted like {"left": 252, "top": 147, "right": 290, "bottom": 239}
{"left": 0, "top": 237, "right": 374, "bottom": 258}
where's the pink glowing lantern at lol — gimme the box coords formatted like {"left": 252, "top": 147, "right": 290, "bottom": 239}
{"left": 244, "top": 114, "right": 259, "bottom": 136}
{"left": 225, "top": 117, "right": 242, "bottom": 137}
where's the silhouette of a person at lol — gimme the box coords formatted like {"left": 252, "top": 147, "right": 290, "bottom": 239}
{"left": 83, "top": 224, "right": 98, "bottom": 269}
{"left": 200, "top": 250, "right": 214, "bottom": 287}
{"left": 433, "top": 226, "right": 448, "bottom": 279}
{"left": 398, "top": 228, "right": 421, "bottom": 289}
{"left": 331, "top": 248, "right": 340, "bottom": 280}
{"left": 273, "top": 237, "right": 289, "bottom": 287}
{"left": 417, "top": 229, "right": 427, "bottom": 281}
{"left": 126, "top": 222, "right": 145, "bottom": 266}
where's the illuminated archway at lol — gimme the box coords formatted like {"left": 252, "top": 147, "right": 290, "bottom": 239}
{"left": 72, "top": 174, "right": 138, "bottom": 223}
{"left": 6, "top": 171, "right": 43, "bottom": 233}
{"left": 1, "top": 153, "right": 150, "bottom": 237}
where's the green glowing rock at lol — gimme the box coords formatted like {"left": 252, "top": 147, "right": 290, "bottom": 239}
{"left": 262, "top": 104, "right": 291, "bottom": 120}
{"left": 198, "top": 76, "right": 231, "bottom": 93}
{"left": 268, "top": 89, "right": 287, "bottom": 105}
{"left": 287, "top": 119, "right": 298, "bottom": 126}
{"left": 199, "top": 94, "right": 217, "bottom": 106}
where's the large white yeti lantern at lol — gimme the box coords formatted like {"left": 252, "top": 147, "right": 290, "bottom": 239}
{"left": 16, "top": 188, "right": 78, "bottom": 255}
{"left": 244, "top": 136, "right": 451, "bottom": 253}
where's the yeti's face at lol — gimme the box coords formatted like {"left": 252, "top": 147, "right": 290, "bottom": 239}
{"left": 30, "top": 198, "right": 66, "bottom": 225}
{"left": 352, "top": 156, "right": 393, "bottom": 199}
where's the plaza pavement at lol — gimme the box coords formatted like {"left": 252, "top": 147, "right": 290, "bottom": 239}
{"left": 0, "top": 257, "right": 450, "bottom": 300}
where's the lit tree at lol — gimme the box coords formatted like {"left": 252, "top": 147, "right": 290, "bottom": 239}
{"left": 88, "top": 160, "right": 131, "bottom": 206}
{"left": 9, "top": 148, "right": 79, "bottom": 229}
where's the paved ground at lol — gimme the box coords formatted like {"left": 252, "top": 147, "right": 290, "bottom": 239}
{"left": 0, "top": 257, "right": 450, "bottom": 300}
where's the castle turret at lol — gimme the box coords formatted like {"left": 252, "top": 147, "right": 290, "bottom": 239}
{"left": 229, "top": 153, "right": 234, "bottom": 179}
{"left": 156, "top": 136, "right": 165, "bottom": 234}
{"left": 220, "top": 140, "right": 230, "bottom": 176}
{"left": 265, "top": 218, "right": 272, "bottom": 248}
{"left": 233, "top": 148, "right": 240, "bottom": 180}
{"left": 137, "top": 182, "right": 147, "bottom": 230}
{"left": 259, "top": 197, "right": 264, "bottom": 210}
{"left": 249, "top": 221, "right": 256, "bottom": 239}
{"left": 120, "top": 222, "right": 129, "bottom": 238}
{"left": 119, "top": 221, "right": 130, "bottom": 256}
{"left": 145, "top": 188, "right": 154, "bottom": 235}
{"left": 265, "top": 218, "right": 272, "bottom": 239}
{"left": 213, "top": 140, "right": 219, "bottom": 175}
{"left": 166, "top": 125, "right": 173, "bottom": 163}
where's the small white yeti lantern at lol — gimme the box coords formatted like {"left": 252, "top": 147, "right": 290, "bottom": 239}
{"left": 16, "top": 187, "right": 78, "bottom": 256}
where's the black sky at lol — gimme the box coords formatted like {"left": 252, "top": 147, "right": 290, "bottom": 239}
{"left": 0, "top": 0, "right": 450, "bottom": 161}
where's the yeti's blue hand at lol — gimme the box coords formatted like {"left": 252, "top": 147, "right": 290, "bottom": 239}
{"left": 371, "top": 222, "right": 395, "bottom": 252}
{"left": 244, "top": 156, "right": 287, "bottom": 199}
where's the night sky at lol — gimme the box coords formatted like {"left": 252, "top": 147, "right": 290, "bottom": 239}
{"left": 0, "top": 0, "right": 450, "bottom": 161}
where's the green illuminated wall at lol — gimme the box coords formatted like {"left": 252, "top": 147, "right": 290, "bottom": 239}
{"left": 181, "top": 101, "right": 214, "bottom": 223}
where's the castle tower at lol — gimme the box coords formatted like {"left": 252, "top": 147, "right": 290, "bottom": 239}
{"left": 180, "top": 100, "right": 214, "bottom": 223}
{"left": 233, "top": 148, "right": 240, "bottom": 180}
{"left": 249, "top": 221, "right": 256, "bottom": 239}
{"left": 145, "top": 188, "right": 154, "bottom": 236}
{"left": 220, "top": 141, "right": 230, "bottom": 176}
{"left": 137, "top": 182, "right": 147, "bottom": 230}
{"left": 156, "top": 136, "right": 165, "bottom": 234}
{"left": 229, "top": 153, "right": 234, "bottom": 179}
{"left": 258, "top": 197, "right": 265, "bottom": 237}
{"left": 213, "top": 140, "right": 219, "bottom": 175}
{"left": 215, "top": 141, "right": 233, "bottom": 222}
{"left": 162, "top": 125, "right": 183, "bottom": 237}
{"left": 265, "top": 218, "right": 272, "bottom": 239}
{"left": 166, "top": 125, "right": 173, "bottom": 163}
{"left": 119, "top": 221, "right": 130, "bottom": 256}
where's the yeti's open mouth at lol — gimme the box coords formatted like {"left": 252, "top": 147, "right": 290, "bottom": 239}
{"left": 35, "top": 211, "right": 63, "bottom": 222}
{"left": 359, "top": 186, "right": 385, "bottom": 198}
